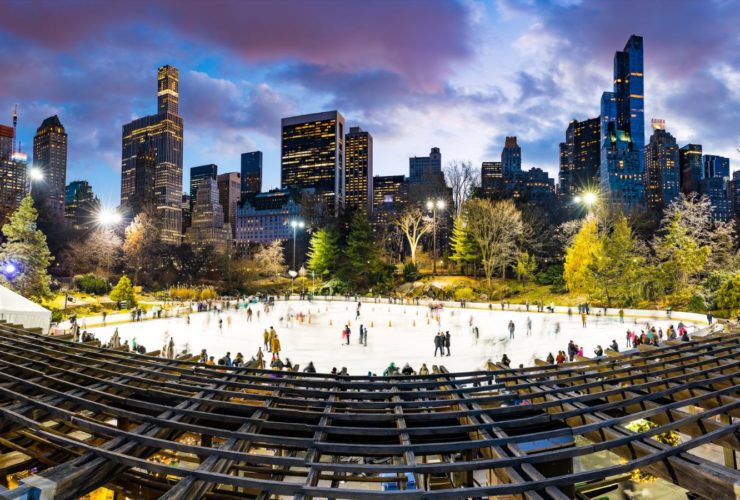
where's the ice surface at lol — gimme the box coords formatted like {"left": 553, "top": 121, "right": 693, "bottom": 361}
{"left": 90, "top": 300, "right": 699, "bottom": 374}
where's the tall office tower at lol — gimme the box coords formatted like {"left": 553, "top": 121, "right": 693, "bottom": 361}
{"left": 513, "top": 168, "right": 556, "bottom": 204}
{"left": 128, "top": 139, "right": 156, "bottom": 217}
{"left": 345, "top": 126, "right": 373, "bottom": 214}
{"left": 679, "top": 144, "right": 703, "bottom": 195}
{"left": 181, "top": 194, "right": 191, "bottom": 231}
{"left": 32, "top": 115, "right": 68, "bottom": 221}
{"left": 64, "top": 180, "right": 97, "bottom": 229}
{"left": 0, "top": 123, "right": 26, "bottom": 223}
{"left": 558, "top": 117, "right": 601, "bottom": 198}
{"left": 186, "top": 178, "right": 231, "bottom": 253}
{"left": 644, "top": 119, "right": 680, "bottom": 209}
{"left": 599, "top": 35, "right": 646, "bottom": 210}
{"left": 371, "top": 175, "right": 408, "bottom": 227}
{"left": 121, "top": 65, "right": 184, "bottom": 244}
{"left": 240, "top": 151, "right": 262, "bottom": 200}
{"left": 731, "top": 171, "right": 740, "bottom": 219}
{"left": 481, "top": 161, "right": 504, "bottom": 198}
{"left": 408, "top": 147, "right": 449, "bottom": 205}
{"left": 188, "top": 164, "right": 218, "bottom": 229}
{"left": 217, "top": 172, "right": 240, "bottom": 238}
{"left": 281, "top": 111, "right": 345, "bottom": 216}
{"left": 501, "top": 136, "right": 522, "bottom": 193}
{"left": 700, "top": 154, "right": 732, "bottom": 222}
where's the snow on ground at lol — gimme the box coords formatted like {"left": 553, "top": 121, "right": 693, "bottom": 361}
{"left": 90, "top": 300, "right": 700, "bottom": 374}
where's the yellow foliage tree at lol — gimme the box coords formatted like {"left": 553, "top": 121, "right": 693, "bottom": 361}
{"left": 563, "top": 217, "right": 600, "bottom": 293}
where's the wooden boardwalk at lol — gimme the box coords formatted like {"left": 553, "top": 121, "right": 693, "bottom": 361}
{"left": 0, "top": 320, "right": 737, "bottom": 499}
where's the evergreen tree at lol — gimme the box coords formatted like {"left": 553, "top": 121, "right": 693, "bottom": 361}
{"left": 109, "top": 275, "right": 137, "bottom": 308}
{"left": 341, "top": 212, "right": 385, "bottom": 288}
{"left": 450, "top": 214, "right": 479, "bottom": 275}
{"left": 716, "top": 273, "right": 740, "bottom": 317}
{"left": 0, "top": 195, "right": 53, "bottom": 300}
{"left": 563, "top": 217, "right": 599, "bottom": 293}
{"left": 588, "top": 214, "right": 643, "bottom": 306}
{"left": 307, "top": 226, "right": 340, "bottom": 278}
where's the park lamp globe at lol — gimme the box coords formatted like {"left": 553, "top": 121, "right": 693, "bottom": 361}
{"left": 582, "top": 191, "right": 598, "bottom": 207}
{"left": 96, "top": 208, "right": 123, "bottom": 227}
{"left": 28, "top": 167, "right": 44, "bottom": 181}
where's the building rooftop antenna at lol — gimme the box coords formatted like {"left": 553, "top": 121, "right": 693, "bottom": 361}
{"left": 12, "top": 104, "right": 18, "bottom": 154}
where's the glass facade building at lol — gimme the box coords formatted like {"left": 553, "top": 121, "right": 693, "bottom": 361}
{"left": 64, "top": 180, "right": 97, "bottom": 229}
{"left": 644, "top": 120, "right": 680, "bottom": 209}
{"left": 121, "top": 65, "right": 184, "bottom": 244}
{"left": 345, "top": 126, "right": 373, "bottom": 214}
{"left": 188, "top": 164, "right": 218, "bottom": 229}
{"left": 0, "top": 124, "right": 25, "bottom": 224}
{"left": 281, "top": 111, "right": 345, "bottom": 216}
{"left": 217, "top": 172, "right": 241, "bottom": 238}
{"left": 240, "top": 151, "right": 262, "bottom": 200}
{"left": 371, "top": 175, "right": 408, "bottom": 227}
{"left": 33, "top": 115, "right": 68, "bottom": 221}
{"left": 186, "top": 177, "right": 231, "bottom": 253}
{"left": 600, "top": 35, "right": 646, "bottom": 209}
{"left": 679, "top": 144, "right": 703, "bottom": 195}
{"left": 501, "top": 136, "right": 522, "bottom": 194}
{"left": 558, "top": 117, "right": 600, "bottom": 198}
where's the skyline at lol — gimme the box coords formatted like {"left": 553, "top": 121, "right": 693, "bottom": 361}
{"left": 0, "top": 0, "right": 738, "bottom": 205}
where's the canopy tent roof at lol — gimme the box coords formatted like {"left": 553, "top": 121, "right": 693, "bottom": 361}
{"left": 0, "top": 283, "right": 52, "bottom": 331}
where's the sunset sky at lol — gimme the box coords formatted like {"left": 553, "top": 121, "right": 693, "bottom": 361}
{"left": 1, "top": 0, "right": 738, "bottom": 205}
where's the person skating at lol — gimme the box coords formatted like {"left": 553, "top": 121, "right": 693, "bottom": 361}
{"left": 618, "top": 309, "right": 624, "bottom": 323}
{"left": 501, "top": 354, "right": 511, "bottom": 368}
{"left": 444, "top": 331, "right": 451, "bottom": 356}
{"left": 433, "top": 332, "right": 444, "bottom": 357}
{"left": 567, "top": 340, "right": 577, "bottom": 362}
{"left": 263, "top": 329, "right": 270, "bottom": 351}
{"left": 581, "top": 311, "right": 587, "bottom": 328}
{"left": 526, "top": 317, "right": 532, "bottom": 336}
{"left": 508, "top": 320, "right": 515, "bottom": 339}
{"left": 271, "top": 334, "right": 281, "bottom": 355}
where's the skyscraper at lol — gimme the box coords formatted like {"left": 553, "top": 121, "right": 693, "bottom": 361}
{"left": 240, "top": 151, "right": 262, "bottom": 200}
{"left": 644, "top": 119, "right": 680, "bottom": 209}
{"left": 186, "top": 177, "right": 231, "bottom": 253}
{"left": 64, "top": 180, "right": 97, "bottom": 229}
{"left": 372, "top": 175, "right": 408, "bottom": 227}
{"left": 700, "top": 154, "right": 731, "bottom": 222}
{"left": 501, "top": 136, "right": 522, "bottom": 193}
{"left": 679, "top": 144, "right": 703, "bottom": 194}
{"left": 558, "top": 117, "right": 600, "bottom": 197}
{"left": 600, "top": 35, "right": 646, "bottom": 209}
{"left": 0, "top": 123, "right": 26, "bottom": 224}
{"left": 121, "top": 65, "right": 184, "bottom": 244}
{"left": 129, "top": 138, "right": 156, "bottom": 217}
{"left": 281, "top": 111, "right": 345, "bottom": 216}
{"left": 33, "top": 115, "right": 68, "bottom": 221}
{"left": 408, "top": 147, "right": 448, "bottom": 205}
{"left": 190, "top": 164, "right": 218, "bottom": 207}
{"left": 481, "top": 161, "right": 504, "bottom": 198}
{"left": 217, "top": 172, "right": 240, "bottom": 238}
{"left": 345, "top": 126, "right": 373, "bottom": 214}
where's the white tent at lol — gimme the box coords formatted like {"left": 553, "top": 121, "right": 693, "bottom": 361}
{"left": 0, "top": 284, "right": 52, "bottom": 331}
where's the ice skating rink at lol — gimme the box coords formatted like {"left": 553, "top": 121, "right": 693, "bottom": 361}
{"left": 90, "top": 300, "right": 700, "bottom": 374}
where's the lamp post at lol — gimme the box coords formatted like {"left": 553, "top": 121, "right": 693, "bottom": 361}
{"left": 28, "top": 167, "right": 43, "bottom": 196}
{"left": 288, "top": 270, "right": 298, "bottom": 295}
{"left": 289, "top": 219, "right": 305, "bottom": 271}
{"left": 573, "top": 191, "right": 598, "bottom": 214}
{"left": 426, "top": 198, "right": 446, "bottom": 275}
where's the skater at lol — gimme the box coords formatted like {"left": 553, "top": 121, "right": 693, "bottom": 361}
{"left": 433, "top": 332, "right": 445, "bottom": 357}
{"left": 567, "top": 340, "right": 577, "bottom": 362}
{"left": 508, "top": 320, "right": 515, "bottom": 340}
{"left": 581, "top": 311, "right": 587, "bottom": 328}
{"left": 271, "top": 334, "right": 281, "bottom": 355}
{"left": 263, "top": 329, "right": 270, "bottom": 351}
{"left": 526, "top": 317, "right": 532, "bottom": 336}
{"left": 363, "top": 326, "right": 368, "bottom": 346}
{"left": 445, "top": 331, "right": 451, "bottom": 356}
{"left": 618, "top": 309, "right": 624, "bottom": 323}
{"left": 358, "top": 324, "right": 364, "bottom": 345}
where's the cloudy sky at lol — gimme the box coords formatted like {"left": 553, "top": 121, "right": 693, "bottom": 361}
{"left": 0, "top": 0, "right": 738, "bottom": 205}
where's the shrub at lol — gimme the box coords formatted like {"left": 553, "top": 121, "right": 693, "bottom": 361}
{"left": 454, "top": 286, "right": 475, "bottom": 301}
{"left": 199, "top": 287, "right": 218, "bottom": 301}
{"left": 716, "top": 272, "right": 740, "bottom": 317}
{"left": 74, "top": 274, "right": 110, "bottom": 295}
{"left": 402, "top": 263, "right": 421, "bottom": 282}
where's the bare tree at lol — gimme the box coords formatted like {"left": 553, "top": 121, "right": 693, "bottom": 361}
{"left": 462, "top": 198, "right": 524, "bottom": 287}
{"left": 444, "top": 160, "right": 480, "bottom": 216}
{"left": 254, "top": 240, "right": 286, "bottom": 278}
{"left": 394, "top": 207, "right": 433, "bottom": 265}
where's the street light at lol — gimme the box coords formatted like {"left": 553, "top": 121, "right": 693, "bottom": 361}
{"left": 96, "top": 207, "right": 123, "bottom": 227}
{"left": 289, "top": 219, "right": 305, "bottom": 271}
{"left": 28, "top": 167, "right": 43, "bottom": 196}
{"left": 288, "top": 269, "right": 298, "bottom": 295}
{"left": 426, "top": 198, "right": 446, "bottom": 275}
{"left": 574, "top": 191, "right": 598, "bottom": 213}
